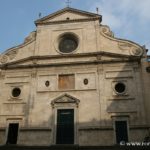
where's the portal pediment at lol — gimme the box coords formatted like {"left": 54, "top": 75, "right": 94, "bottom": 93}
{"left": 51, "top": 93, "right": 80, "bottom": 107}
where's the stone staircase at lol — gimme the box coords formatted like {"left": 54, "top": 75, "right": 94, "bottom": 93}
{"left": 0, "top": 145, "right": 149, "bottom": 150}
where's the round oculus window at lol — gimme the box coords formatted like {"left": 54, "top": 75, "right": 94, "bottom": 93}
{"left": 59, "top": 34, "right": 78, "bottom": 53}
{"left": 45, "top": 81, "right": 50, "bottom": 87}
{"left": 114, "top": 82, "right": 126, "bottom": 94}
{"left": 83, "top": 78, "right": 88, "bottom": 85}
{"left": 12, "top": 88, "right": 21, "bottom": 97}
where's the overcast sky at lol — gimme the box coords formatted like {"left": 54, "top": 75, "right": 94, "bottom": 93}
{"left": 0, "top": 0, "right": 150, "bottom": 54}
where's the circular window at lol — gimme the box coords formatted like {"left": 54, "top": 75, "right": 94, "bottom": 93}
{"left": 45, "top": 81, "right": 50, "bottom": 87}
{"left": 115, "top": 82, "right": 126, "bottom": 94}
{"left": 59, "top": 34, "right": 78, "bottom": 53}
{"left": 83, "top": 78, "right": 88, "bottom": 85}
{"left": 12, "top": 88, "right": 21, "bottom": 97}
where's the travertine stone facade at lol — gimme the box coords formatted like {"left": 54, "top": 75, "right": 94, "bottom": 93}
{"left": 0, "top": 7, "right": 150, "bottom": 146}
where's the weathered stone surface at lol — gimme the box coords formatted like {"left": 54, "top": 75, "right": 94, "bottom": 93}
{"left": 0, "top": 7, "right": 149, "bottom": 146}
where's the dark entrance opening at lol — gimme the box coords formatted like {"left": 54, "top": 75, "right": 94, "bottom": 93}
{"left": 6, "top": 123, "right": 19, "bottom": 145}
{"left": 115, "top": 121, "right": 128, "bottom": 144}
{"left": 56, "top": 109, "right": 74, "bottom": 144}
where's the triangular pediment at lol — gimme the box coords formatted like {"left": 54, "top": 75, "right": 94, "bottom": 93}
{"left": 35, "top": 7, "right": 101, "bottom": 25}
{"left": 51, "top": 93, "right": 80, "bottom": 106}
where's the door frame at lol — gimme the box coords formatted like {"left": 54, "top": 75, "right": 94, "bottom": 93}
{"left": 112, "top": 117, "right": 129, "bottom": 144}
{"left": 6, "top": 123, "right": 19, "bottom": 144}
{"left": 53, "top": 106, "right": 78, "bottom": 145}
{"left": 56, "top": 108, "right": 75, "bottom": 144}
{"left": 51, "top": 93, "right": 80, "bottom": 145}
{"left": 5, "top": 118, "right": 22, "bottom": 144}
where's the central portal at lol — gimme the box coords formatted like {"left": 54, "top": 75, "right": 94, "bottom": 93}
{"left": 56, "top": 109, "right": 74, "bottom": 144}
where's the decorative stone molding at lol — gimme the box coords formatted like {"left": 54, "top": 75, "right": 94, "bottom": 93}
{"left": 119, "top": 42, "right": 143, "bottom": 56}
{"left": 24, "top": 31, "right": 36, "bottom": 44}
{"left": 118, "top": 42, "right": 132, "bottom": 50}
{"left": 32, "top": 59, "right": 38, "bottom": 65}
{"left": 96, "top": 55, "right": 102, "bottom": 61}
{"left": 0, "top": 50, "right": 18, "bottom": 64}
{"left": 51, "top": 93, "right": 80, "bottom": 108}
{"left": 0, "top": 33, "right": 35, "bottom": 64}
{"left": 6, "top": 50, "right": 18, "bottom": 60}
{"left": 100, "top": 25, "right": 114, "bottom": 38}
{"left": 0, "top": 55, "right": 8, "bottom": 63}
{"left": 130, "top": 47, "right": 143, "bottom": 56}
{"left": 100, "top": 25, "right": 143, "bottom": 56}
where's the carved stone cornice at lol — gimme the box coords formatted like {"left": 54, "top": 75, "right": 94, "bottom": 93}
{"left": 0, "top": 59, "right": 140, "bottom": 70}
{"left": 0, "top": 51, "right": 141, "bottom": 69}
{"left": 36, "top": 17, "right": 100, "bottom": 26}
{"left": 0, "top": 51, "right": 140, "bottom": 65}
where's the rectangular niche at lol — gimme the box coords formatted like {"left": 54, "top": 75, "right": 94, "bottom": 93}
{"left": 58, "top": 74, "right": 75, "bottom": 90}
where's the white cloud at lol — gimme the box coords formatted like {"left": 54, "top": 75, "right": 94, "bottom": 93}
{"left": 90, "top": 0, "right": 150, "bottom": 27}
{"left": 131, "top": 0, "right": 150, "bottom": 20}
{"left": 89, "top": 0, "right": 150, "bottom": 54}
{"left": 101, "top": 11, "right": 122, "bottom": 29}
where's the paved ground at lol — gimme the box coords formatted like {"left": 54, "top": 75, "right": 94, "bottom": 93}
{"left": 0, "top": 145, "right": 149, "bottom": 150}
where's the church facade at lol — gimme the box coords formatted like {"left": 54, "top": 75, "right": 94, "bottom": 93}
{"left": 0, "top": 7, "right": 150, "bottom": 146}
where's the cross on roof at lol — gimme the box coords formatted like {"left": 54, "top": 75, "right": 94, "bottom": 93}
{"left": 66, "top": 0, "right": 71, "bottom": 7}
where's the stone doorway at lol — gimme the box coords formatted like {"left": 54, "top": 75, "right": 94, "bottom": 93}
{"left": 56, "top": 109, "right": 74, "bottom": 144}
{"left": 51, "top": 93, "right": 80, "bottom": 145}
{"left": 115, "top": 121, "right": 128, "bottom": 144}
{"left": 6, "top": 123, "right": 19, "bottom": 144}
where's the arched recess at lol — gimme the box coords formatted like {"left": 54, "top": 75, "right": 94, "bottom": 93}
{"left": 51, "top": 93, "right": 80, "bottom": 145}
